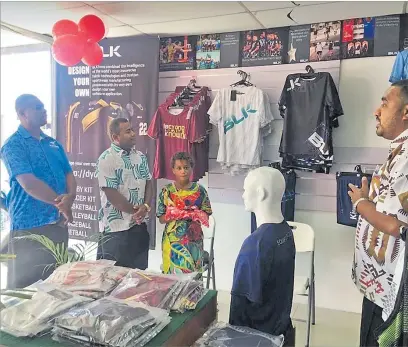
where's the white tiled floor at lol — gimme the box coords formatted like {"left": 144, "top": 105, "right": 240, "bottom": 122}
{"left": 217, "top": 290, "right": 361, "bottom": 347}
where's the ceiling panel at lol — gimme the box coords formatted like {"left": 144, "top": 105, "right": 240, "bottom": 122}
{"left": 93, "top": 1, "right": 246, "bottom": 25}
{"left": 0, "top": 29, "right": 41, "bottom": 47}
{"left": 133, "top": 13, "right": 262, "bottom": 36}
{"left": 83, "top": 1, "right": 117, "bottom": 5}
{"left": 242, "top": 1, "right": 335, "bottom": 12}
{"left": 255, "top": 1, "right": 404, "bottom": 28}
{"left": 1, "top": 5, "right": 124, "bottom": 34}
{"left": 106, "top": 25, "right": 142, "bottom": 38}
{"left": 0, "top": 1, "right": 84, "bottom": 15}
{"left": 241, "top": 1, "right": 293, "bottom": 11}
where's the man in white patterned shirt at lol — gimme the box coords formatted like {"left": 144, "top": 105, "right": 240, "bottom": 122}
{"left": 348, "top": 80, "right": 408, "bottom": 347}
{"left": 96, "top": 118, "right": 153, "bottom": 269}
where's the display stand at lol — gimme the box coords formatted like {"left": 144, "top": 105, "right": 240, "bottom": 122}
{"left": 0, "top": 290, "right": 218, "bottom": 347}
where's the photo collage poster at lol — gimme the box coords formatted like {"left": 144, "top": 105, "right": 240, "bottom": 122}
{"left": 309, "top": 21, "right": 341, "bottom": 62}
{"left": 341, "top": 18, "right": 375, "bottom": 59}
{"left": 196, "top": 34, "right": 221, "bottom": 70}
{"left": 159, "top": 36, "right": 197, "bottom": 72}
{"left": 241, "top": 27, "right": 289, "bottom": 67}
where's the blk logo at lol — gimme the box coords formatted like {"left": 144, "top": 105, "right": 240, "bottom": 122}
{"left": 287, "top": 78, "right": 301, "bottom": 91}
{"left": 349, "top": 210, "right": 358, "bottom": 220}
{"left": 308, "top": 132, "right": 329, "bottom": 156}
{"left": 103, "top": 46, "right": 121, "bottom": 58}
{"left": 223, "top": 105, "right": 257, "bottom": 134}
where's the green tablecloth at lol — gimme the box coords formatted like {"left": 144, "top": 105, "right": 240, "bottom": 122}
{"left": 0, "top": 290, "right": 217, "bottom": 347}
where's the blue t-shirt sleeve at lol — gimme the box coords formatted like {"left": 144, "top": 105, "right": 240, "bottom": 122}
{"left": 231, "top": 236, "right": 264, "bottom": 304}
{"left": 57, "top": 141, "right": 73, "bottom": 174}
{"left": 390, "top": 52, "right": 405, "bottom": 83}
{"left": 1, "top": 140, "right": 33, "bottom": 180}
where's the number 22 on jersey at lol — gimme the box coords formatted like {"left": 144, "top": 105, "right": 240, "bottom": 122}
{"left": 139, "top": 122, "right": 148, "bottom": 136}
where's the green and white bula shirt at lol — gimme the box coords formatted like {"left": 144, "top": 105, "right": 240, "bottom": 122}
{"left": 96, "top": 143, "right": 152, "bottom": 233}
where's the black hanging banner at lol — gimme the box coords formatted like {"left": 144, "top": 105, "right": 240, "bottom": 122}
{"left": 309, "top": 21, "right": 341, "bottom": 62}
{"left": 219, "top": 32, "right": 241, "bottom": 69}
{"left": 374, "top": 15, "right": 400, "bottom": 57}
{"left": 341, "top": 18, "right": 375, "bottom": 59}
{"left": 241, "top": 27, "right": 289, "bottom": 67}
{"left": 55, "top": 36, "right": 159, "bottom": 245}
{"left": 287, "top": 25, "right": 310, "bottom": 64}
{"left": 159, "top": 36, "right": 197, "bottom": 72}
{"left": 400, "top": 14, "right": 408, "bottom": 50}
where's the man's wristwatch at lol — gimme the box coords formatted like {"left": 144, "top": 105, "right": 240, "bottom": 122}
{"left": 352, "top": 197, "right": 369, "bottom": 213}
{"left": 144, "top": 203, "right": 151, "bottom": 212}
{"left": 399, "top": 225, "right": 407, "bottom": 241}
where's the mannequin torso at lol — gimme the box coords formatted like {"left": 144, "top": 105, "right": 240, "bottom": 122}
{"left": 230, "top": 167, "right": 296, "bottom": 341}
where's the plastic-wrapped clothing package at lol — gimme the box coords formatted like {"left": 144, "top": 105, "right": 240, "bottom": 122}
{"left": 194, "top": 323, "right": 284, "bottom": 347}
{"left": 53, "top": 297, "right": 171, "bottom": 347}
{"left": 0, "top": 281, "right": 41, "bottom": 309}
{"left": 45, "top": 260, "right": 130, "bottom": 298}
{"left": 171, "top": 280, "right": 208, "bottom": 313}
{"left": 110, "top": 270, "right": 186, "bottom": 309}
{"left": 0, "top": 283, "right": 92, "bottom": 337}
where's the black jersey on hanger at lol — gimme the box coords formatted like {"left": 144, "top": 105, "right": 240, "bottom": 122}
{"left": 278, "top": 72, "right": 343, "bottom": 173}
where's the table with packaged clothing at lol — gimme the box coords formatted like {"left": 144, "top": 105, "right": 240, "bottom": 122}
{"left": 0, "top": 260, "right": 218, "bottom": 347}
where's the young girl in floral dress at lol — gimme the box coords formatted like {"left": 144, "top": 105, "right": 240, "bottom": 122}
{"left": 157, "top": 152, "right": 212, "bottom": 274}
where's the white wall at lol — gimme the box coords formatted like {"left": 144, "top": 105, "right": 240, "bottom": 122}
{"left": 149, "top": 56, "right": 397, "bottom": 314}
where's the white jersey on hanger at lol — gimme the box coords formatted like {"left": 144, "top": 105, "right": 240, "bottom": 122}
{"left": 208, "top": 86, "right": 274, "bottom": 175}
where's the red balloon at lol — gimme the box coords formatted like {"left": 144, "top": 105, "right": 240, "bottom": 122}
{"left": 52, "top": 19, "right": 78, "bottom": 39}
{"left": 78, "top": 15, "right": 106, "bottom": 43}
{"left": 82, "top": 42, "right": 103, "bottom": 66}
{"left": 52, "top": 34, "right": 86, "bottom": 67}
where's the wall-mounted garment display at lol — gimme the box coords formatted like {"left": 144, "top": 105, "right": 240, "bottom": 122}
{"left": 147, "top": 83, "right": 211, "bottom": 181}
{"left": 390, "top": 50, "right": 408, "bottom": 83}
{"left": 278, "top": 69, "right": 343, "bottom": 173}
{"left": 208, "top": 75, "right": 274, "bottom": 175}
{"left": 336, "top": 167, "right": 372, "bottom": 227}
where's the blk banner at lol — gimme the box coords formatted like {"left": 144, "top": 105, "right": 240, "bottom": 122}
{"left": 55, "top": 36, "right": 159, "bottom": 245}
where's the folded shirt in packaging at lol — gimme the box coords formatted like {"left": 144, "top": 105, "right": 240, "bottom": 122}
{"left": 53, "top": 297, "right": 171, "bottom": 347}
{"left": 0, "top": 282, "right": 93, "bottom": 337}
{"left": 45, "top": 260, "right": 130, "bottom": 298}
{"left": 194, "top": 323, "right": 284, "bottom": 347}
{"left": 110, "top": 270, "right": 186, "bottom": 310}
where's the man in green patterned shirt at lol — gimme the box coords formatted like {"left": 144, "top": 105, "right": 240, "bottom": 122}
{"left": 96, "top": 118, "right": 153, "bottom": 269}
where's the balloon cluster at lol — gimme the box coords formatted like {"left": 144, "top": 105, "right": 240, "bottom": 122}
{"left": 51, "top": 15, "right": 106, "bottom": 67}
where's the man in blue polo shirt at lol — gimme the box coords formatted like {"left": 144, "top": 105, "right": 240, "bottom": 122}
{"left": 1, "top": 94, "right": 77, "bottom": 289}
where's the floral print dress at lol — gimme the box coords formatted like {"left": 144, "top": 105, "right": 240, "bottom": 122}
{"left": 157, "top": 182, "right": 212, "bottom": 274}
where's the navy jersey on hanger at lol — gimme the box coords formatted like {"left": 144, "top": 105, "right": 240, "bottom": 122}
{"left": 278, "top": 72, "right": 343, "bottom": 173}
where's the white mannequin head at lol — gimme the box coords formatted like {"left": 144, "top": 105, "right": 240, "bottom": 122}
{"left": 242, "top": 167, "right": 285, "bottom": 225}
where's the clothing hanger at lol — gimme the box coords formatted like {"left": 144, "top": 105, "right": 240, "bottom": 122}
{"left": 269, "top": 161, "right": 281, "bottom": 171}
{"left": 230, "top": 70, "right": 254, "bottom": 87}
{"left": 168, "top": 79, "right": 203, "bottom": 110}
{"left": 300, "top": 65, "right": 317, "bottom": 80}
{"left": 336, "top": 165, "right": 372, "bottom": 178}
